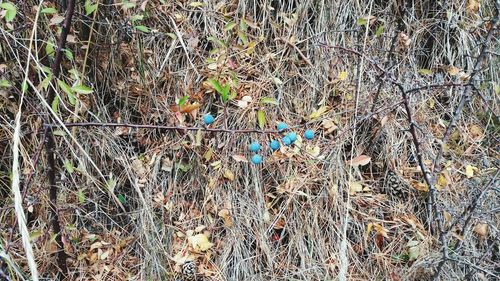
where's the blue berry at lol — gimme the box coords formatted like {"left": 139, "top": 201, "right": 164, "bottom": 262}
{"left": 304, "top": 130, "right": 315, "bottom": 140}
{"left": 203, "top": 114, "right": 214, "bottom": 125}
{"left": 251, "top": 154, "right": 263, "bottom": 164}
{"left": 270, "top": 140, "right": 280, "bottom": 151}
{"left": 282, "top": 136, "right": 292, "bottom": 146}
{"left": 286, "top": 132, "right": 297, "bottom": 143}
{"left": 277, "top": 122, "right": 288, "bottom": 132}
{"left": 249, "top": 142, "right": 261, "bottom": 152}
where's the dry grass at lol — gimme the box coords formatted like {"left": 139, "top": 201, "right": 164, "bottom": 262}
{"left": 1, "top": 0, "right": 499, "bottom": 280}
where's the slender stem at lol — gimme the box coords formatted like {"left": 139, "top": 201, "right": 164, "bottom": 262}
{"left": 44, "top": 0, "right": 76, "bottom": 276}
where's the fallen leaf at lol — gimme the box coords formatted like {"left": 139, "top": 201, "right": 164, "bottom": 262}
{"left": 218, "top": 209, "right": 233, "bottom": 227}
{"left": 465, "top": 165, "right": 478, "bottom": 178}
{"left": 322, "top": 119, "right": 337, "bottom": 134}
{"left": 232, "top": 154, "right": 248, "bottom": 162}
{"left": 411, "top": 181, "right": 429, "bottom": 192}
{"left": 338, "top": 71, "right": 348, "bottom": 81}
{"left": 347, "top": 155, "right": 371, "bottom": 166}
{"left": 349, "top": 182, "right": 363, "bottom": 195}
{"left": 447, "top": 66, "right": 460, "bottom": 76}
{"left": 309, "top": 106, "right": 329, "bottom": 120}
{"left": 435, "top": 173, "right": 447, "bottom": 190}
{"left": 306, "top": 145, "right": 320, "bottom": 157}
{"left": 474, "top": 223, "right": 488, "bottom": 237}
{"left": 223, "top": 169, "right": 235, "bottom": 181}
{"left": 188, "top": 233, "right": 213, "bottom": 251}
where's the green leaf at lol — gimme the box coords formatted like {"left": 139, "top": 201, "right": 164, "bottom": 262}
{"left": 130, "top": 14, "right": 144, "bottom": 22}
{"left": 257, "top": 110, "right": 266, "bottom": 129}
{"left": 84, "top": 0, "right": 97, "bottom": 15}
{"left": 178, "top": 95, "right": 189, "bottom": 106}
{"left": 237, "top": 30, "right": 248, "bottom": 45}
{"left": 221, "top": 83, "right": 230, "bottom": 102}
{"left": 356, "top": 17, "right": 368, "bottom": 26}
{"left": 375, "top": 24, "right": 384, "bottom": 36}
{"left": 0, "top": 2, "right": 17, "bottom": 22}
{"left": 78, "top": 189, "right": 85, "bottom": 204}
{"left": 134, "top": 25, "right": 150, "bottom": 33}
{"left": 207, "top": 78, "right": 223, "bottom": 94}
{"left": 418, "top": 69, "right": 433, "bottom": 76}
{"left": 21, "top": 81, "right": 28, "bottom": 93}
{"left": 224, "top": 21, "right": 237, "bottom": 31}
{"left": 166, "top": 32, "right": 177, "bottom": 39}
{"left": 121, "top": 2, "right": 136, "bottom": 9}
{"left": 63, "top": 159, "right": 75, "bottom": 174}
{"left": 207, "top": 36, "right": 227, "bottom": 48}
{"left": 229, "top": 91, "right": 237, "bottom": 100}
{"left": 41, "top": 7, "right": 57, "bottom": 14}
{"left": 64, "top": 49, "right": 74, "bottom": 61}
{"left": 117, "top": 194, "right": 126, "bottom": 204}
{"left": 40, "top": 73, "right": 52, "bottom": 90}
{"left": 51, "top": 95, "right": 60, "bottom": 113}
{"left": 106, "top": 177, "right": 116, "bottom": 192}
{"left": 0, "top": 79, "right": 11, "bottom": 88}
{"left": 45, "top": 42, "right": 55, "bottom": 58}
{"left": 53, "top": 130, "right": 66, "bottom": 136}
{"left": 72, "top": 84, "right": 93, "bottom": 94}
{"left": 260, "top": 97, "right": 279, "bottom": 105}
{"left": 57, "top": 79, "right": 76, "bottom": 105}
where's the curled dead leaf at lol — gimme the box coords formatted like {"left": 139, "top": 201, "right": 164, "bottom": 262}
{"left": 347, "top": 155, "right": 371, "bottom": 166}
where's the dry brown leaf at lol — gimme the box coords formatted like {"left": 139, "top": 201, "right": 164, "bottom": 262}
{"left": 223, "top": 169, "right": 235, "bottom": 181}
{"left": 474, "top": 223, "right": 488, "bottom": 237}
{"left": 447, "top": 66, "right": 460, "bottom": 76}
{"left": 347, "top": 155, "right": 371, "bottom": 166}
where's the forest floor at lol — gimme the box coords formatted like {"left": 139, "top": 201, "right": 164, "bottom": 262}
{"left": 1, "top": 0, "right": 499, "bottom": 280}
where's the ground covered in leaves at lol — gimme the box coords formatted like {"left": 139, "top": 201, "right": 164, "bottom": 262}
{"left": 0, "top": 0, "right": 499, "bottom": 280}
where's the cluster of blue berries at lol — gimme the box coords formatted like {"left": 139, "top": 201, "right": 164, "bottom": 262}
{"left": 203, "top": 115, "right": 315, "bottom": 165}
{"left": 251, "top": 122, "right": 315, "bottom": 165}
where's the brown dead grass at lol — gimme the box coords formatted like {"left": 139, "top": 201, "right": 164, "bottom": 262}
{"left": 1, "top": 0, "right": 499, "bottom": 280}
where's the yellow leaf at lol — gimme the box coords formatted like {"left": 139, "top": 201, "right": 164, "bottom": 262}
{"left": 411, "top": 181, "right": 429, "bottom": 192}
{"left": 309, "top": 105, "right": 329, "bottom": 120}
{"left": 188, "top": 233, "right": 214, "bottom": 251}
{"left": 349, "top": 182, "right": 363, "bottom": 195}
{"left": 189, "top": 2, "right": 205, "bottom": 8}
{"left": 435, "top": 173, "right": 447, "bottom": 190}
{"left": 210, "top": 160, "right": 222, "bottom": 170}
{"left": 338, "top": 71, "right": 348, "bottom": 81}
{"left": 306, "top": 145, "right": 320, "bottom": 157}
{"left": 373, "top": 223, "right": 389, "bottom": 239}
{"left": 223, "top": 169, "right": 235, "bottom": 181}
{"left": 465, "top": 165, "right": 478, "bottom": 178}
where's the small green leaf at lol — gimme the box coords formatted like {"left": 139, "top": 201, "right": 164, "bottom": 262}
{"left": 53, "top": 130, "right": 66, "bottom": 136}
{"left": 41, "top": 7, "right": 57, "bottom": 14}
{"left": 117, "top": 194, "right": 126, "bottom": 204}
{"left": 418, "top": 69, "right": 433, "bottom": 76}
{"left": 57, "top": 79, "right": 76, "bottom": 105}
{"left": 224, "top": 21, "right": 237, "bottom": 31}
{"left": 0, "top": 2, "right": 17, "bottom": 22}
{"left": 45, "top": 42, "right": 55, "bottom": 58}
{"left": 40, "top": 73, "right": 52, "bottom": 90}
{"left": 72, "top": 84, "right": 93, "bottom": 94}
{"left": 63, "top": 159, "right": 75, "bottom": 174}
{"left": 257, "top": 110, "right": 266, "bottom": 129}
{"left": 84, "top": 0, "right": 98, "bottom": 15}
{"left": 21, "top": 81, "right": 28, "bottom": 93}
{"left": 260, "top": 97, "right": 279, "bottom": 105}
{"left": 356, "top": 18, "right": 368, "bottom": 26}
{"left": 207, "top": 78, "right": 223, "bottom": 94}
{"left": 221, "top": 84, "right": 230, "bottom": 102}
{"left": 121, "top": 2, "right": 136, "bottom": 9}
{"left": 106, "top": 177, "right": 116, "bottom": 192}
{"left": 375, "top": 24, "right": 384, "bottom": 36}
{"left": 237, "top": 30, "right": 248, "bottom": 45}
{"left": 166, "top": 33, "right": 177, "bottom": 39}
{"left": 0, "top": 79, "right": 11, "bottom": 88}
{"left": 178, "top": 95, "right": 189, "bottom": 106}
{"left": 78, "top": 189, "right": 85, "bottom": 204}
{"left": 64, "top": 49, "right": 74, "bottom": 61}
{"left": 51, "top": 95, "right": 60, "bottom": 113}
{"left": 207, "top": 36, "right": 227, "bottom": 48}
{"left": 229, "top": 91, "right": 237, "bottom": 100}
{"left": 130, "top": 14, "right": 144, "bottom": 22}
{"left": 134, "top": 25, "right": 150, "bottom": 33}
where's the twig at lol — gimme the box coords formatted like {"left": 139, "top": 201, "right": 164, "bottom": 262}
{"left": 44, "top": 0, "right": 76, "bottom": 276}
{"left": 45, "top": 122, "right": 281, "bottom": 134}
